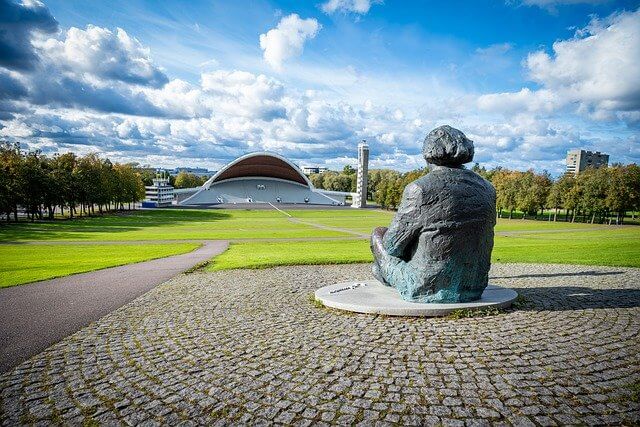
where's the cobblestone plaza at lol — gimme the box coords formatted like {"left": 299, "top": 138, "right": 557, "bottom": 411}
{"left": 1, "top": 263, "right": 639, "bottom": 426}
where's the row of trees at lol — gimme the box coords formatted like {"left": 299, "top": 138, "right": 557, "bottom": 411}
{"left": 489, "top": 165, "right": 640, "bottom": 223}
{"left": 172, "top": 172, "right": 208, "bottom": 189}
{"left": 309, "top": 165, "right": 357, "bottom": 194}
{"left": 3, "top": 139, "right": 637, "bottom": 224}
{"left": 309, "top": 165, "right": 430, "bottom": 207}
{"left": 311, "top": 163, "right": 639, "bottom": 223}
{"left": 0, "top": 143, "right": 146, "bottom": 222}
{"left": 118, "top": 168, "right": 209, "bottom": 189}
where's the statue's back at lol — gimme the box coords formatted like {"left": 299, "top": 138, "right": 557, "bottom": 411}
{"left": 408, "top": 167, "right": 496, "bottom": 302}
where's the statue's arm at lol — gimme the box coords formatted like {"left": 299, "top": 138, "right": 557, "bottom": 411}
{"left": 382, "top": 183, "right": 423, "bottom": 258}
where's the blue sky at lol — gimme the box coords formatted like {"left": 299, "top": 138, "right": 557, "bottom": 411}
{"left": 1, "top": 0, "right": 639, "bottom": 174}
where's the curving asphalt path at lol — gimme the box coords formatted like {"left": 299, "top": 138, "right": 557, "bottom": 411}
{"left": 0, "top": 240, "right": 228, "bottom": 373}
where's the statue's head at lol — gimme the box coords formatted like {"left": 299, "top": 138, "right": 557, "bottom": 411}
{"left": 423, "top": 125, "right": 474, "bottom": 167}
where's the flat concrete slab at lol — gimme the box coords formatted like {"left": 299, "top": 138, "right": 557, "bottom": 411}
{"left": 315, "top": 280, "right": 518, "bottom": 316}
{"left": 0, "top": 240, "right": 228, "bottom": 373}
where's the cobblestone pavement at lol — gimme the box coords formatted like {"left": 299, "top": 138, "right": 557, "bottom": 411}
{"left": 1, "top": 263, "right": 639, "bottom": 426}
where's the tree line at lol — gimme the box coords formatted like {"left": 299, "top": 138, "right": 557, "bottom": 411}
{"left": 485, "top": 164, "right": 640, "bottom": 224}
{"left": 1, "top": 142, "right": 146, "bottom": 222}
{"left": 311, "top": 163, "right": 640, "bottom": 223}
{"left": 309, "top": 165, "right": 430, "bottom": 208}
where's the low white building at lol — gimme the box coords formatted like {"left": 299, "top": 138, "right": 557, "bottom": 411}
{"left": 143, "top": 178, "right": 174, "bottom": 207}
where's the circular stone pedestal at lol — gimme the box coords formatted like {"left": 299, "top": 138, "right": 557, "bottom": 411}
{"left": 315, "top": 280, "right": 518, "bottom": 317}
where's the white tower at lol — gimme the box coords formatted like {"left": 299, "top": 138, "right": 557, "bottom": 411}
{"left": 352, "top": 141, "right": 369, "bottom": 208}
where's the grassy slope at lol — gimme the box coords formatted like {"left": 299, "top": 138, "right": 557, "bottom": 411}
{"left": 208, "top": 240, "right": 371, "bottom": 271}
{"left": 492, "top": 227, "right": 640, "bottom": 266}
{"left": 0, "top": 243, "right": 199, "bottom": 288}
{"left": 290, "top": 209, "right": 616, "bottom": 233}
{"left": 209, "top": 227, "right": 640, "bottom": 271}
{"left": 2, "top": 209, "right": 638, "bottom": 281}
{"left": 0, "top": 209, "right": 344, "bottom": 242}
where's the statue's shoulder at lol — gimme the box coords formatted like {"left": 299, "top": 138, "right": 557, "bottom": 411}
{"left": 403, "top": 176, "right": 430, "bottom": 200}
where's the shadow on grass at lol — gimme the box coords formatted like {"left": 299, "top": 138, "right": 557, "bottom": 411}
{"left": 0, "top": 210, "right": 231, "bottom": 242}
{"left": 491, "top": 270, "right": 625, "bottom": 279}
{"left": 512, "top": 286, "right": 640, "bottom": 311}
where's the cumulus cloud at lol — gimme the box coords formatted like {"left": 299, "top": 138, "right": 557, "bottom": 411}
{"left": 477, "top": 88, "right": 560, "bottom": 114}
{"left": 0, "top": 0, "right": 58, "bottom": 70}
{"left": 259, "top": 14, "right": 320, "bottom": 71}
{"left": 0, "top": 21, "right": 172, "bottom": 117}
{"left": 321, "top": 0, "right": 381, "bottom": 14}
{"left": 37, "top": 25, "right": 168, "bottom": 87}
{"left": 478, "top": 9, "right": 640, "bottom": 126}
{"left": 26, "top": 75, "right": 165, "bottom": 116}
{"left": 526, "top": 9, "right": 640, "bottom": 114}
{"left": 201, "top": 70, "right": 286, "bottom": 120}
{"left": 1, "top": 0, "right": 637, "bottom": 174}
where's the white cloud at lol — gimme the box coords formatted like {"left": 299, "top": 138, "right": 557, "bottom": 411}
{"left": 259, "top": 14, "right": 320, "bottom": 71}
{"left": 526, "top": 9, "right": 640, "bottom": 114}
{"left": 1, "top": 1, "right": 638, "bottom": 174}
{"left": 200, "top": 70, "right": 286, "bottom": 120}
{"left": 321, "top": 0, "right": 380, "bottom": 14}
{"left": 37, "top": 25, "right": 168, "bottom": 87}
{"left": 478, "top": 9, "right": 640, "bottom": 125}
{"left": 144, "top": 79, "right": 207, "bottom": 118}
{"left": 0, "top": 0, "right": 58, "bottom": 70}
{"left": 477, "top": 88, "right": 560, "bottom": 114}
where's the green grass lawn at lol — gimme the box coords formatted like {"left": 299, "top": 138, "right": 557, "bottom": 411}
{"left": 2, "top": 208, "right": 638, "bottom": 286}
{"left": 289, "top": 209, "right": 393, "bottom": 233}
{"left": 0, "top": 243, "right": 199, "bottom": 288}
{"left": 0, "top": 209, "right": 345, "bottom": 242}
{"left": 208, "top": 240, "right": 372, "bottom": 271}
{"left": 492, "top": 227, "right": 640, "bottom": 266}
{"left": 210, "top": 227, "right": 640, "bottom": 271}
{"left": 288, "top": 209, "right": 612, "bottom": 234}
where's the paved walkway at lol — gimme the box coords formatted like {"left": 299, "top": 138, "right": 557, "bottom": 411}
{"left": 1, "top": 263, "right": 638, "bottom": 425}
{"left": 0, "top": 241, "right": 228, "bottom": 373}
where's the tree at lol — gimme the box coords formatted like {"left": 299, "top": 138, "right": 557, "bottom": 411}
{"left": 21, "top": 150, "right": 48, "bottom": 221}
{"left": 0, "top": 142, "right": 24, "bottom": 221}
{"left": 49, "top": 153, "right": 76, "bottom": 218}
{"left": 547, "top": 173, "right": 574, "bottom": 221}
{"left": 606, "top": 164, "right": 640, "bottom": 223}
{"left": 174, "top": 172, "right": 205, "bottom": 189}
{"left": 342, "top": 165, "right": 356, "bottom": 175}
{"left": 373, "top": 170, "right": 402, "bottom": 208}
{"left": 492, "top": 170, "right": 519, "bottom": 218}
{"left": 74, "top": 154, "right": 103, "bottom": 215}
{"left": 309, "top": 173, "right": 325, "bottom": 190}
{"left": 323, "top": 172, "right": 352, "bottom": 192}
{"left": 531, "top": 171, "right": 552, "bottom": 217}
{"left": 579, "top": 167, "right": 609, "bottom": 223}
{"left": 367, "top": 170, "right": 384, "bottom": 201}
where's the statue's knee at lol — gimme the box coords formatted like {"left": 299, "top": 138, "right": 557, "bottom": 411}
{"left": 371, "top": 227, "right": 388, "bottom": 260}
{"left": 372, "top": 226, "right": 387, "bottom": 241}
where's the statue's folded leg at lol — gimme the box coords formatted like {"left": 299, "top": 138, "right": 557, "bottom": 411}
{"left": 371, "top": 227, "right": 422, "bottom": 297}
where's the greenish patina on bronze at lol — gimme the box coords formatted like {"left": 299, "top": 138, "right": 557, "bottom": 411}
{"left": 371, "top": 125, "right": 496, "bottom": 303}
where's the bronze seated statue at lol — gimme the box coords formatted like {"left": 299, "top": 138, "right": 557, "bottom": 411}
{"left": 371, "top": 125, "right": 496, "bottom": 303}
